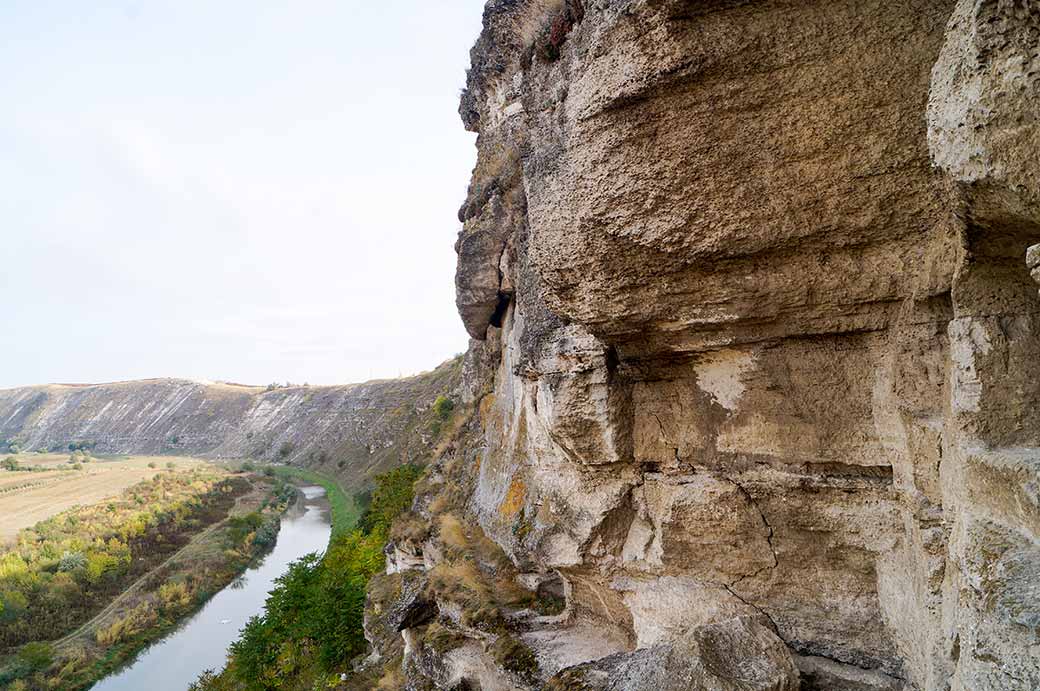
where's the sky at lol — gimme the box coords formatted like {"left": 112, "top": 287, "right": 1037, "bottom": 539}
{"left": 0, "top": 1, "right": 483, "bottom": 389}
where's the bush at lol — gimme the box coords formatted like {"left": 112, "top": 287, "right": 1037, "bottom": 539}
{"left": 240, "top": 461, "right": 256, "bottom": 472}
{"left": 158, "top": 581, "right": 192, "bottom": 612}
{"left": 148, "top": 461, "right": 157, "bottom": 469}
{"left": 57, "top": 551, "right": 86, "bottom": 573}
{"left": 2, "top": 457, "right": 19, "bottom": 471}
{"left": 429, "top": 395, "right": 456, "bottom": 438}
{"left": 356, "top": 465, "right": 422, "bottom": 536}
{"left": 432, "top": 395, "right": 454, "bottom": 420}
{"left": 166, "top": 462, "right": 176, "bottom": 471}
{"left": 95, "top": 603, "right": 157, "bottom": 646}
{"left": 0, "top": 589, "right": 28, "bottom": 622}
{"left": 17, "top": 641, "right": 54, "bottom": 671}
{"left": 491, "top": 635, "right": 539, "bottom": 680}
{"left": 253, "top": 520, "right": 279, "bottom": 548}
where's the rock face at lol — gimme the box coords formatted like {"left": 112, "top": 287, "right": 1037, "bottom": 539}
{"left": 374, "top": 1, "right": 1040, "bottom": 690}
{"left": 0, "top": 358, "right": 461, "bottom": 487}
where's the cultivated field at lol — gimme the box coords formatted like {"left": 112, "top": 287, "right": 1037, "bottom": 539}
{"left": 0, "top": 454, "right": 210, "bottom": 543}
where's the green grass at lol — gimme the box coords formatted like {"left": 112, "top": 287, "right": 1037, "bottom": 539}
{"left": 272, "top": 466, "right": 359, "bottom": 537}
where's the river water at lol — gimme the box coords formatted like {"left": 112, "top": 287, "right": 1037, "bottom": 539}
{"left": 91, "top": 485, "right": 332, "bottom": 691}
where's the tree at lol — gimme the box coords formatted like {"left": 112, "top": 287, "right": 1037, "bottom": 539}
{"left": 356, "top": 465, "right": 422, "bottom": 536}
{"left": 0, "top": 590, "right": 28, "bottom": 622}
{"left": 432, "top": 395, "right": 455, "bottom": 420}
{"left": 17, "top": 641, "right": 54, "bottom": 672}
{"left": 429, "top": 395, "right": 456, "bottom": 437}
{"left": 1, "top": 456, "right": 18, "bottom": 471}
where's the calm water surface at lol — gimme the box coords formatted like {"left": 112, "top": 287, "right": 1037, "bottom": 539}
{"left": 92, "top": 485, "right": 332, "bottom": 691}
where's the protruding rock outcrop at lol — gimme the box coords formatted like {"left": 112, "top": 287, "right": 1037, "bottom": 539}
{"left": 367, "top": 1, "right": 1040, "bottom": 690}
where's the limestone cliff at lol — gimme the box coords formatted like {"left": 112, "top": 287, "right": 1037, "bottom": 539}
{"left": 368, "top": 2, "right": 1040, "bottom": 690}
{"left": 0, "top": 358, "right": 461, "bottom": 487}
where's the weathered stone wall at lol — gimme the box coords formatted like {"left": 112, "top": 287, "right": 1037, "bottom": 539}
{"left": 0, "top": 358, "right": 461, "bottom": 487}
{"left": 382, "top": 1, "right": 1040, "bottom": 689}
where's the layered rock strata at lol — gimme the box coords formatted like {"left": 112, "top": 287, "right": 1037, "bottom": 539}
{"left": 374, "top": 1, "right": 1040, "bottom": 690}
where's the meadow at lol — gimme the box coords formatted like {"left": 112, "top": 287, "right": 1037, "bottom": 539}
{"left": 0, "top": 454, "right": 207, "bottom": 543}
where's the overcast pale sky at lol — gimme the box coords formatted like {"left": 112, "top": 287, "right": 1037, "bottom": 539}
{"left": 0, "top": 1, "right": 482, "bottom": 389}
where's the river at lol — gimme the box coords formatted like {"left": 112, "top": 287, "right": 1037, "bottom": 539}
{"left": 91, "top": 485, "right": 332, "bottom": 691}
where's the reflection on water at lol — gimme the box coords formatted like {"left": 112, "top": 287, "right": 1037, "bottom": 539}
{"left": 91, "top": 485, "right": 331, "bottom": 691}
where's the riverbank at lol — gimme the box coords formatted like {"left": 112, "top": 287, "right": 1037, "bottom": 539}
{"left": 92, "top": 484, "right": 332, "bottom": 691}
{"left": 0, "top": 472, "right": 290, "bottom": 691}
{"left": 271, "top": 466, "right": 359, "bottom": 536}
{"left": 190, "top": 464, "right": 422, "bottom": 691}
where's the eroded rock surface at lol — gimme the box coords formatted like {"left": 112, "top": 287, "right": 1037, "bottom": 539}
{"left": 370, "top": 1, "right": 1040, "bottom": 690}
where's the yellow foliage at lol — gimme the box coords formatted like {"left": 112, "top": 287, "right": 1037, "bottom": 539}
{"left": 95, "top": 602, "right": 158, "bottom": 646}
{"left": 158, "top": 580, "right": 192, "bottom": 611}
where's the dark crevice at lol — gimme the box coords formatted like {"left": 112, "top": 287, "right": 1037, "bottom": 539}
{"left": 489, "top": 292, "right": 511, "bottom": 329}
{"left": 720, "top": 583, "right": 781, "bottom": 635}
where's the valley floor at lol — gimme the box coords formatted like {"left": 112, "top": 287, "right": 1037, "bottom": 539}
{"left": 0, "top": 454, "right": 208, "bottom": 543}
{"left": 0, "top": 463, "right": 289, "bottom": 691}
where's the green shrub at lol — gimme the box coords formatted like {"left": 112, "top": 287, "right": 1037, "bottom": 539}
{"left": 226, "top": 513, "right": 264, "bottom": 549}
{"left": 429, "top": 395, "right": 456, "bottom": 438}
{"left": 2, "top": 457, "right": 18, "bottom": 471}
{"left": 17, "top": 641, "right": 54, "bottom": 671}
{"left": 253, "top": 520, "right": 279, "bottom": 548}
{"left": 57, "top": 551, "right": 86, "bottom": 573}
{"left": 356, "top": 465, "right": 422, "bottom": 536}
{"left": 0, "top": 590, "right": 28, "bottom": 622}
{"left": 432, "top": 395, "right": 455, "bottom": 420}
